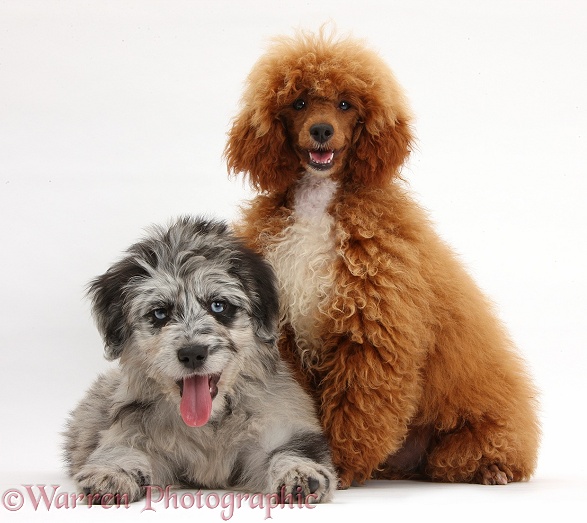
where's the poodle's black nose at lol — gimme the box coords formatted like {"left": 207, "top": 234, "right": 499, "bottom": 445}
{"left": 310, "top": 123, "right": 334, "bottom": 144}
{"left": 177, "top": 345, "right": 208, "bottom": 369}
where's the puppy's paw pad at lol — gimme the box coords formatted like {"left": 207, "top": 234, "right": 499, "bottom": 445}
{"left": 475, "top": 463, "right": 513, "bottom": 485}
{"left": 275, "top": 464, "right": 334, "bottom": 503}
{"left": 74, "top": 465, "right": 150, "bottom": 503}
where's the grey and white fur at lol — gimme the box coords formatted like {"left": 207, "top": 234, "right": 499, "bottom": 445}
{"left": 63, "top": 216, "right": 336, "bottom": 503}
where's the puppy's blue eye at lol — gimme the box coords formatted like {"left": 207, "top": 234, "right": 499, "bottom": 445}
{"left": 150, "top": 308, "right": 170, "bottom": 327}
{"left": 210, "top": 301, "right": 226, "bottom": 314}
{"left": 154, "top": 309, "right": 167, "bottom": 320}
{"left": 292, "top": 99, "right": 306, "bottom": 110}
{"left": 338, "top": 100, "right": 351, "bottom": 111}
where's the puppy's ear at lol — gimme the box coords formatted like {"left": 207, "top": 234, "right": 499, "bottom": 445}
{"left": 234, "top": 246, "right": 279, "bottom": 345}
{"left": 349, "top": 109, "right": 413, "bottom": 187}
{"left": 225, "top": 108, "right": 299, "bottom": 194}
{"left": 87, "top": 257, "right": 148, "bottom": 360}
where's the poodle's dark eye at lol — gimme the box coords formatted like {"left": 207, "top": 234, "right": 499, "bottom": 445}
{"left": 292, "top": 98, "right": 306, "bottom": 110}
{"left": 338, "top": 100, "right": 352, "bottom": 111}
{"left": 151, "top": 308, "right": 170, "bottom": 327}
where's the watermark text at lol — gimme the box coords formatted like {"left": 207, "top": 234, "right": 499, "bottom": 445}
{"left": 1, "top": 484, "right": 317, "bottom": 520}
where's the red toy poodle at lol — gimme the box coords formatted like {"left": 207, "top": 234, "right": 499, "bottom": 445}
{"left": 225, "top": 29, "right": 540, "bottom": 489}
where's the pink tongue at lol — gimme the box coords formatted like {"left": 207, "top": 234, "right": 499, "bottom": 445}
{"left": 180, "top": 375, "right": 212, "bottom": 427}
{"left": 310, "top": 151, "right": 333, "bottom": 163}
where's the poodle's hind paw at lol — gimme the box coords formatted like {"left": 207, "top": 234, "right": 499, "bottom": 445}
{"left": 474, "top": 463, "right": 514, "bottom": 485}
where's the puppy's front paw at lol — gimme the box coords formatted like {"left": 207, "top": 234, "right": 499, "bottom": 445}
{"left": 274, "top": 463, "right": 335, "bottom": 504}
{"left": 74, "top": 464, "right": 151, "bottom": 504}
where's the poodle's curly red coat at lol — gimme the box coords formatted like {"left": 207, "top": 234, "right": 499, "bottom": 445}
{"left": 225, "top": 29, "right": 540, "bottom": 488}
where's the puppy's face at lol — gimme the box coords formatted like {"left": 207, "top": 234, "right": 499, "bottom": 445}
{"left": 121, "top": 259, "right": 257, "bottom": 428}
{"left": 279, "top": 95, "right": 361, "bottom": 179}
{"left": 88, "top": 218, "right": 278, "bottom": 427}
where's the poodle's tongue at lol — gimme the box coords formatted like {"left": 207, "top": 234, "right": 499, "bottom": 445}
{"left": 310, "top": 150, "right": 334, "bottom": 164}
{"left": 180, "top": 375, "right": 212, "bottom": 427}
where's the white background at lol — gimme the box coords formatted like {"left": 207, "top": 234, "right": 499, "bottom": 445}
{"left": 1, "top": 0, "right": 586, "bottom": 521}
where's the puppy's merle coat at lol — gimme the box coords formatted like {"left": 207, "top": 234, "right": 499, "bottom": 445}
{"left": 63, "top": 217, "right": 335, "bottom": 503}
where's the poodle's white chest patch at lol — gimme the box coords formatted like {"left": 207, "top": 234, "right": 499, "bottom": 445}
{"left": 264, "top": 174, "right": 338, "bottom": 358}
{"left": 291, "top": 174, "right": 338, "bottom": 220}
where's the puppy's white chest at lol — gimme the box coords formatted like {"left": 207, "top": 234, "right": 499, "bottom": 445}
{"left": 264, "top": 174, "right": 338, "bottom": 358}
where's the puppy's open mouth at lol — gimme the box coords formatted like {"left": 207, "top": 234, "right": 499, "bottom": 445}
{"left": 308, "top": 149, "right": 336, "bottom": 170}
{"left": 177, "top": 373, "right": 221, "bottom": 428}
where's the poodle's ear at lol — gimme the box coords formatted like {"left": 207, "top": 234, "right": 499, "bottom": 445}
{"left": 349, "top": 111, "right": 413, "bottom": 187}
{"left": 87, "top": 257, "right": 148, "bottom": 360}
{"left": 225, "top": 108, "right": 300, "bottom": 194}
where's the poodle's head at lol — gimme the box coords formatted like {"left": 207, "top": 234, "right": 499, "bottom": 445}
{"left": 225, "top": 29, "right": 413, "bottom": 193}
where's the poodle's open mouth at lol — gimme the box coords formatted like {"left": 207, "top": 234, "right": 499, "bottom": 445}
{"left": 308, "top": 149, "right": 336, "bottom": 171}
{"left": 177, "top": 373, "right": 221, "bottom": 428}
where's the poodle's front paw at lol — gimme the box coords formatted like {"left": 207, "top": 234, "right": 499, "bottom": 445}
{"left": 474, "top": 463, "right": 514, "bottom": 485}
{"left": 274, "top": 463, "right": 335, "bottom": 504}
{"left": 74, "top": 464, "right": 151, "bottom": 504}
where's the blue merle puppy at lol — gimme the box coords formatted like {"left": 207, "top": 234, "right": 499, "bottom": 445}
{"left": 63, "top": 216, "right": 336, "bottom": 503}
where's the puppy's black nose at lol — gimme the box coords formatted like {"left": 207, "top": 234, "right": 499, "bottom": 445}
{"left": 177, "top": 345, "right": 208, "bottom": 370}
{"left": 310, "top": 123, "right": 334, "bottom": 144}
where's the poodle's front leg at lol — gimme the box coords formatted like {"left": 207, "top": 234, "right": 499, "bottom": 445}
{"left": 317, "top": 335, "right": 423, "bottom": 488}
